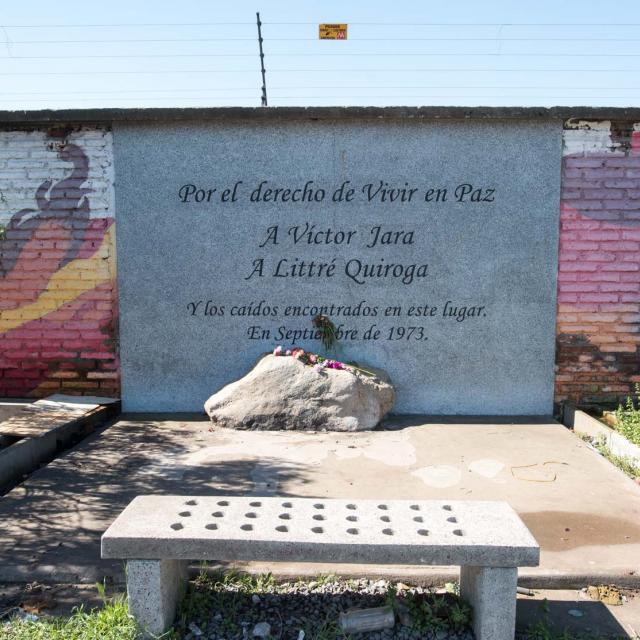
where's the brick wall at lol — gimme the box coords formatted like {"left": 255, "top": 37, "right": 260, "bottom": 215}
{"left": 0, "top": 118, "right": 637, "bottom": 409}
{"left": 0, "top": 126, "right": 118, "bottom": 398}
{"left": 556, "top": 120, "right": 640, "bottom": 406}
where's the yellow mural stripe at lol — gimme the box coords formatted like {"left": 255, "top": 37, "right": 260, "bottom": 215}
{"left": 0, "top": 226, "right": 115, "bottom": 334}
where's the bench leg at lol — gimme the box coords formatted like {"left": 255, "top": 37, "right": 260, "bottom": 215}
{"left": 126, "top": 559, "right": 188, "bottom": 637}
{"left": 459, "top": 566, "right": 518, "bottom": 640}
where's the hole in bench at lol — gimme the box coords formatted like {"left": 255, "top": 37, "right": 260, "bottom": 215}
{"left": 250, "top": 501, "right": 262, "bottom": 507}
{"left": 170, "top": 523, "right": 183, "bottom": 531}
{"left": 413, "top": 516, "right": 424, "bottom": 523}
{"left": 279, "top": 513, "right": 291, "bottom": 520}
{"left": 314, "top": 503, "right": 325, "bottom": 509}
{"left": 241, "top": 524, "right": 253, "bottom": 531}
{"left": 377, "top": 504, "right": 388, "bottom": 510}
{"left": 410, "top": 505, "right": 420, "bottom": 511}
{"left": 282, "top": 502, "right": 293, "bottom": 508}
{"left": 245, "top": 512, "right": 258, "bottom": 519}
{"left": 346, "top": 515, "right": 358, "bottom": 522}
{"left": 453, "top": 529, "right": 464, "bottom": 536}
{"left": 380, "top": 515, "right": 391, "bottom": 523}
{"left": 276, "top": 525, "right": 288, "bottom": 533}
{"left": 212, "top": 511, "right": 224, "bottom": 518}
{"left": 347, "top": 528, "right": 359, "bottom": 535}
{"left": 185, "top": 500, "right": 197, "bottom": 506}
{"left": 346, "top": 504, "right": 357, "bottom": 510}
{"left": 447, "top": 516, "right": 458, "bottom": 523}
{"left": 178, "top": 511, "right": 191, "bottom": 517}
{"left": 217, "top": 500, "right": 229, "bottom": 506}
{"left": 382, "top": 528, "right": 394, "bottom": 536}
{"left": 417, "top": 529, "right": 429, "bottom": 536}
{"left": 205, "top": 523, "right": 218, "bottom": 531}
{"left": 442, "top": 505, "right": 452, "bottom": 511}
{"left": 311, "top": 527, "right": 324, "bottom": 534}
{"left": 313, "top": 514, "right": 326, "bottom": 521}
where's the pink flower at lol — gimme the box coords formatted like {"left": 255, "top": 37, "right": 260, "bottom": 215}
{"left": 285, "top": 350, "right": 292, "bottom": 356}
{"left": 273, "top": 346, "right": 283, "bottom": 356}
{"left": 308, "top": 354, "right": 317, "bottom": 364}
{"left": 313, "top": 363, "right": 323, "bottom": 373}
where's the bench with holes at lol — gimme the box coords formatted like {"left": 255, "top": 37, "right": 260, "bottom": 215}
{"left": 101, "top": 496, "right": 539, "bottom": 639}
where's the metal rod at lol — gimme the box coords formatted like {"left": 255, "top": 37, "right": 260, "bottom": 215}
{"left": 256, "top": 12, "right": 267, "bottom": 106}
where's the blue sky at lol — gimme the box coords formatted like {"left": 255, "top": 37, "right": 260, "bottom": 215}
{"left": 1, "top": 0, "right": 640, "bottom": 110}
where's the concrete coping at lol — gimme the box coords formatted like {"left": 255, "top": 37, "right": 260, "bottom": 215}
{"left": 2, "top": 106, "right": 640, "bottom": 126}
{"left": 101, "top": 496, "right": 540, "bottom": 568}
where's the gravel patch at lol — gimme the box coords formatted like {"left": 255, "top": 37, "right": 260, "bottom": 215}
{"left": 174, "top": 574, "right": 474, "bottom": 640}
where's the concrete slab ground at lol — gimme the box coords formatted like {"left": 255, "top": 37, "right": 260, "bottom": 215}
{"left": 0, "top": 415, "right": 639, "bottom": 588}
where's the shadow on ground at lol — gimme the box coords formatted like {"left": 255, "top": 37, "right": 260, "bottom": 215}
{"left": 0, "top": 417, "right": 312, "bottom": 583}
{"left": 517, "top": 597, "right": 633, "bottom": 638}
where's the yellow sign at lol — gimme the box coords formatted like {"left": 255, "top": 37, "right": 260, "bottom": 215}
{"left": 319, "top": 23, "right": 348, "bottom": 40}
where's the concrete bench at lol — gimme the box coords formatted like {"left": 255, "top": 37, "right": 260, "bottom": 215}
{"left": 101, "top": 496, "right": 539, "bottom": 639}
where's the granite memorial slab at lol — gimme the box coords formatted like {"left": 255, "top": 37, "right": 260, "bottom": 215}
{"left": 114, "top": 118, "right": 562, "bottom": 413}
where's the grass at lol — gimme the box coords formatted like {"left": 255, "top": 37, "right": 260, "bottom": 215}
{"left": 614, "top": 383, "right": 640, "bottom": 447}
{"left": 0, "top": 595, "right": 140, "bottom": 640}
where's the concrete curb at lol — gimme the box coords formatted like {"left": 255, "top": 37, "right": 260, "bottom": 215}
{"left": 563, "top": 406, "right": 640, "bottom": 471}
{"left": 1, "top": 561, "right": 638, "bottom": 591}
{"left": 0, "top": 400, "right": 120, "bottom": 493}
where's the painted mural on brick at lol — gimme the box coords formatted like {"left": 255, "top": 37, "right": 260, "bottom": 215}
{"left": 556, "top": 120, "right": 640, "bottom": 406}
{"left": 0, "top": 128, "right": 118, "bottom": 398}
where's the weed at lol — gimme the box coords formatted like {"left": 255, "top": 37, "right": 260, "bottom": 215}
{"left": 0, "top": 595, "right": 145, "bottom": 640}
{"left": 580, "top": 433, "right": 639, "bottom": 480}
{"left": 614, "top": 383, "right": 640, "bottom": 447}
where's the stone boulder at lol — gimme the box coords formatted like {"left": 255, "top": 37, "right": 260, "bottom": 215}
{"left": 204, "top": 354, "right": 395, "bottom": 431}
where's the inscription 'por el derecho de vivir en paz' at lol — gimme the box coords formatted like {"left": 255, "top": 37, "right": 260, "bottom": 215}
{"left": 177, "top": 178, "right": 495, "bottom": 345}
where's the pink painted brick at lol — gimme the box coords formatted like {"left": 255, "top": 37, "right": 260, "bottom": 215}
{"left": 582, "top": 252, "right": 617, "bottom": 262}
{"left": 629, "top": 190, "right": 640, "bottom": 199}
{"left": 603, "top": 199, "right": 640, "bottom": 210}
{"left": 582, "top": 189, "right": 623, "bottom": 200}
{"left": 603, "top": 303, "right": 639, "bottom": 312}
{"left": 622, "top": 229, "right": 640, "bottom": 241}
{"left": 621, "top": 294, "right": 640, "bottom": 303}
{"left": 80, "top": 352, "right": 115, "bottom": 360}
{"left": 563, "top": 200, "right": 603, "bottom": 210}
{"left": 603, "top": 157, "right": 640, "bottom": 167}
{"left": 579, "top": 293, "right": 619, "bottom": 303}
{"left": 604, "top": 179, "right": 639, "bottom": 188}
{"left": 625, "top": 169, "right": 640, "bottom": 178}
{"left": 560, "top": 283, "right": 599, "bottom": 293}
{"left": 583, "top": 168, "right": 625, "bottom": 179}
{"left": 564, "top": 241, "right": 602, "bottom": 251}
{"left": 565, "top": 157, "right": 604, "bottom": 168}
{"left": 558, "top": 293, "right": 579, "bottom": 303}
{"left": 600, "top": 282, "right": 640, "bottom": 293}
{"left": 44, "top": 330, "right": 80, "bottom": 339}
{"left": 577, "top": 230, "right": 620, "bottom": 241}
{"left": 602, "top": 262, "right": 640, "bottom": 271}
{"left": 561, "top": 220, "right": 600, "bottom": 230}
{"left": 599, "top": 241, "right": 640, "bottom": 251}
{"left": 560, "top": 261, "right": 599, "bottom": 272}
{"left": 577, "top": 272, "right": 619, "bottom": 282}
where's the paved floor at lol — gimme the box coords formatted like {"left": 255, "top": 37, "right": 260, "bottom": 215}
{"left": 0, "top": 415, "right": 639, "bottom": 587}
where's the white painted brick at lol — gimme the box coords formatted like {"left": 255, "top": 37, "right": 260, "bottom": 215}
{"left": 0, "top": 127, "right": 114, "bottom": 224}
